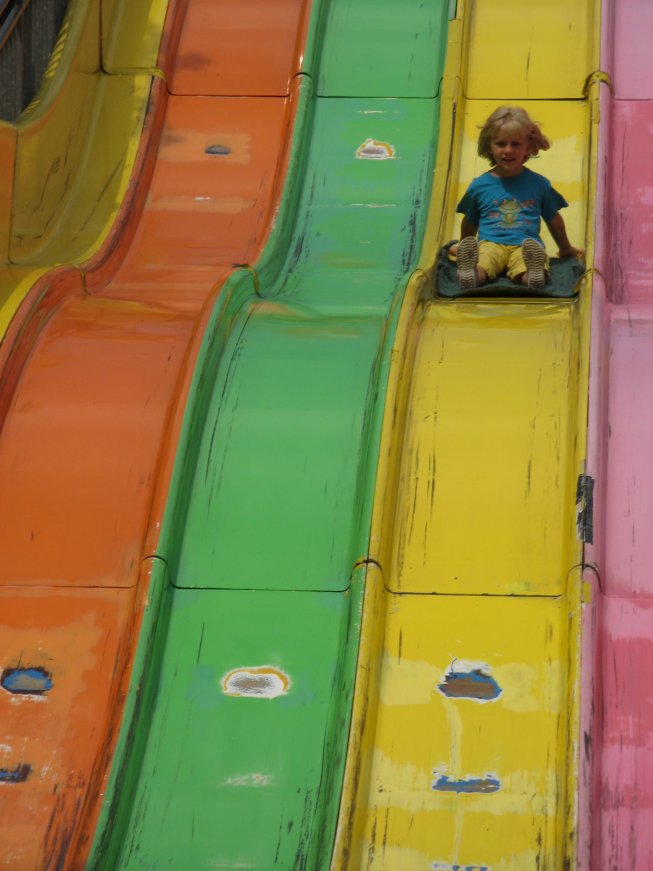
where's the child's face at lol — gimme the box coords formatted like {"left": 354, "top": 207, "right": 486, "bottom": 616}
{"left": 490, "top": 129, "right": 530, "bottom": 177}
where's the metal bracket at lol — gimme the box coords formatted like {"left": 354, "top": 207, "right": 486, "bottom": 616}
{"left": 576, "top": 474, "right": 595, "bottom": 544}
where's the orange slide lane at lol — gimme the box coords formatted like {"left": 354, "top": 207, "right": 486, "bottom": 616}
{"left": 0, "top": 1, "right": 309, "bottom": 867}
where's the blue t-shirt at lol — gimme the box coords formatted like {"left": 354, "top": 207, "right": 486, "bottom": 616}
{"left": 456, "top": 168, "right": 568, "bottom": 246}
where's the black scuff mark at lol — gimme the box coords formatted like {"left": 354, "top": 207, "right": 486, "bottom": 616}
{"left": 196, "top": 623, "right": 205, "bottom": 663}
{"left": 400, "top": 188, "right": 422, "bottom": 274}
{"left": 290, "top": 787, "right": 316, "bottom": 870}
{"left": 77, "top": 159, "right": 124, "bottom": 234}
{"left": 273, "top": 817, "right": 284, "bottom": 865}
{"left": 367, "top": 816, "right": 377, "bottom": 867}
{"left": 285, "top": 174, "right": 318, "bottom": 276}
{"left": 290, "top": 232, "right": 306, "bottom": 272}
{"left": 203, "top": 311, "right": 254, "bottom": 507}
{"left": 381, "top": 806, "right": 390, "bottom": 856}
{"left": 535, "top": 827, "right": 543, "bottom": 870}
{"left": 584, "top": 729, "right": 592, "bottom": 764}
{"left": 33, "top": 156, "right": 61, "bottom": 211}
{"left": 42, "top": 780, "right": 84, "bottom": 871}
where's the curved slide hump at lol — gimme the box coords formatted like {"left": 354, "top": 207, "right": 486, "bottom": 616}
{"left": 87, "top": 1, "right": 450, "bottom": 868}
{"left": 0, "top": 1, "right": 308, "bottom": 867}
{"left": 584, "top": 1, "right": 653, "bottom": 867}
{"left": 333, "top": 1, "right": 599, "bottom": 869}
{"left": 0, "top": 0, "right": 170, "bottom": 332}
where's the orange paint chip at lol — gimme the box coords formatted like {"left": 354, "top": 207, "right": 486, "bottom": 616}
{"left": 222, "top": 666, "right": 290, "bottom": 699}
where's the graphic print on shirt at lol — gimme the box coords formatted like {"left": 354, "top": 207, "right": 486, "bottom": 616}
{"left": 490, "top": 197, "right": 537, "bottom": 234}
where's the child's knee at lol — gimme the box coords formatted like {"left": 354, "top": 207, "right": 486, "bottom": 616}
{"left": 477, "top": 241, "right": 508, "bottom": 280}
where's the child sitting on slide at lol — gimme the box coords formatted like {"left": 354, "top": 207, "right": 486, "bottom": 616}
{"left": 451, "top": 106, "right": 584, "bottom": 291}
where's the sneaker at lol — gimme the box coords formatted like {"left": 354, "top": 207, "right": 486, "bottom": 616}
{"left": 522, "top": 238, "right": 546, "bottom": 290}
{"left": 457, "top": 237, "right": 478, "bottom": 289}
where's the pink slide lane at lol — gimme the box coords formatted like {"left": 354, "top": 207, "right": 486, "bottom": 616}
{"left": 584, "top": 1, "right": 653, "bottom": 868}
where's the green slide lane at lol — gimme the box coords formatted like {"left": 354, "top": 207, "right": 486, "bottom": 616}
{"left": 90, "top": 2, "right": 450, "bottom": 868}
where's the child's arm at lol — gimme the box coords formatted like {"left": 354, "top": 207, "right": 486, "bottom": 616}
{"left": 460, "top": 217, "right": 478, "bottom": 240}
{"left": 546, "top": 212, "right": 584, "bottom": 259}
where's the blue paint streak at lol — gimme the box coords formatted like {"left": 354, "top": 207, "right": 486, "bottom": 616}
{"left": 432, "top": 865, "right": 490, "bottom": 871}
{"left": 0, "top": 764, "right": 31, "bottom": 783}
{"left": 438, "top": 669, "right": 501, "bottom": 701}
{"left": 205, "top": 144, "right": 231, "bottom": 155}
{"left": 431, "top": 774, "right": 500, "bottom": 794}
{"left": 1, "top": 667, "right": 53, "bottom": 695}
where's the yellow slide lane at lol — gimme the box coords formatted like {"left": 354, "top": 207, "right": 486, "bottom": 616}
{"left": 333, "top": 2, "right": 600, "bottom": 869}
{"left": 0, "top": 0, "right": 169, "bottom": 334}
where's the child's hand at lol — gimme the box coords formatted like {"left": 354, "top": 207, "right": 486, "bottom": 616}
{"left": 558, "top": 245, "right": 584, "bottom": 260}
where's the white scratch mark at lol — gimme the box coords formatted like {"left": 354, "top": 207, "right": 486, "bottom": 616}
{"left": 225, "top": 772, "right": 273, "bottom": 787}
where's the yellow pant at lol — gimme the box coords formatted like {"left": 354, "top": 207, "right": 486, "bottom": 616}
{"left": 477, "top": 241, "right": 549, "bottom": 281}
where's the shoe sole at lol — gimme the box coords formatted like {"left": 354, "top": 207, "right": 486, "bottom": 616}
{"left": 522, "top": 238, "right": 546, "bottom": 290}
{"left": 457, "top": 238, "right": 478, "bottom": 289}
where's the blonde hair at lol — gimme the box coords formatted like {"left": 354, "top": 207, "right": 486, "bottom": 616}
{"left": 477, "top": 106, "right": 551, "bottom": 165}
